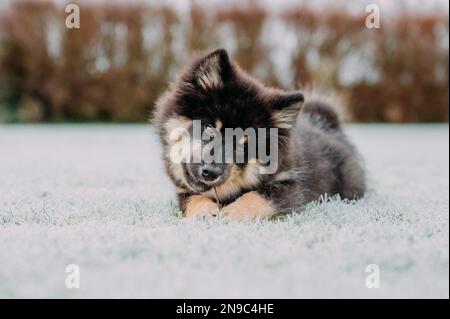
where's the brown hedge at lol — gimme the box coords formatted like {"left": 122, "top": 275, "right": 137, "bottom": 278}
{"left": 0, "top": 0, "right": 448, "bottom": 122}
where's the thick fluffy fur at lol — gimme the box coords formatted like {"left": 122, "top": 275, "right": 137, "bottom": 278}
{"left": 153, "top": 49, "right": 366, "bottom": 220}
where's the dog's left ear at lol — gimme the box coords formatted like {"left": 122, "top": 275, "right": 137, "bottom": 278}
{"left": 192, "top": 48, "right": 233, "bottom": 90}
{"left": 271, "top": 92, "right": 304, "bottom": 129}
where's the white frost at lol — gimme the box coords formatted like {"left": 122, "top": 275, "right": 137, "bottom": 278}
{"left": 0, "top": 124, "right": 448, "bottom": 298}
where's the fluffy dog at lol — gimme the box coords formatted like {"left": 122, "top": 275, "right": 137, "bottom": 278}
{"left": 154, "top": 49, "right": 365, "bottom": 220}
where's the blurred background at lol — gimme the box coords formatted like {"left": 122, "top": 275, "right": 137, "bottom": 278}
{"left": 0, "top": 0, "right": 448, "bottom": 123}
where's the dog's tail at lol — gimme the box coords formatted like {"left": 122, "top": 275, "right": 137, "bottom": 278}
{"left": 300, "top": 88, "right": 347, "bottom": 131}
{"left": 302, "top": 100, "right": 341, "bottom": 130}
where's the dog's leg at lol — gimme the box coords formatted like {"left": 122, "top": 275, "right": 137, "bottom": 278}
{"left": 184, "top": 195, "right": 219, "bottom": 218}
{"left": 220, "top": 191, "right": 276, "bottom": 220}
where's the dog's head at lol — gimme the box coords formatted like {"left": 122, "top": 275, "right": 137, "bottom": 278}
{"left": 155, "top": 49, "right": 304, "bottom": 199}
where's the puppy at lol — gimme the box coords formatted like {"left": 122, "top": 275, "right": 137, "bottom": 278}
{"left": 154, "top": 49, "right": 365, "bottom": 220}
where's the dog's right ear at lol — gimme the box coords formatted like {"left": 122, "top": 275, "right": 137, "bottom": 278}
{"left": 191, "top": 48, "right": 233, "bottom": 90}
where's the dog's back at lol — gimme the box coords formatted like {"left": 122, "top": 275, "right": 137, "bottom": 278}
{"left": 260, "top": 99, "right": 366, "bottom": 211}
{"left": 292, "top": 100, "right": 365, "bottom": 203}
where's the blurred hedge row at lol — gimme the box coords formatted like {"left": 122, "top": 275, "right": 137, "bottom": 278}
{"left": 0, "top": 0, "right": 448, "bottom": 122}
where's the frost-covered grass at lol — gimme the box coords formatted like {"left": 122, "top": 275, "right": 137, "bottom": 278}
{"left": 0, "top": 124, "right": 448, "bottom": 298}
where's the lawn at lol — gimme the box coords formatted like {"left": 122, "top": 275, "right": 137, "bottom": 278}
{"left": 0, "top": 124, "right": 448, "bottom": 298}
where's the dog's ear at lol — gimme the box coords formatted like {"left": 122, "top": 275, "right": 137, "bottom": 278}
{"left": 192, "top": 48, "right": 233, "bottom": 90}
{"left": 271, "top": 92, "right": 304, "bottom": 129}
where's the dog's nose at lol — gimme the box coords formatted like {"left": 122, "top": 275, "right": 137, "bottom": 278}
{"left": 200, "top": 164, "right": 221, "bottom": 181}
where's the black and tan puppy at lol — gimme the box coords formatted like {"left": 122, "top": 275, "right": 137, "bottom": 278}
{"left": 154, "top": 49, "right": 365, "bottom": 220}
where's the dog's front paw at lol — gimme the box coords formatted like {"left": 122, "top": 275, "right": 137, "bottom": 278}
{"left": 220, "top": 191, "right": 275, "bottom": 221}
{"left": 184, "top": 195, "right": 219, "bottom": 218}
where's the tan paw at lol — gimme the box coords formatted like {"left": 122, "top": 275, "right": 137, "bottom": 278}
{"left": 219, "top": 191, "right": 275, "bottom": 220}
{"left": 184, "top": 195, "right": 219, "bottom": 218}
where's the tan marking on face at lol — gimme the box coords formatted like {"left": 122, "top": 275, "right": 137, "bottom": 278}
{"left": 220, "top": 191, "right": 275, "bottom": 220}
{"left": 185, "top": 195, "right": 219, "bottom": 218}
{"left": 203, "top": 166, "right": 242, "bottom": 200}
{"left": 215, "top": 119, "right": 223, "bottom": 130}
{"left": 203, "top": 163, "right": 261, "bottom": 201}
